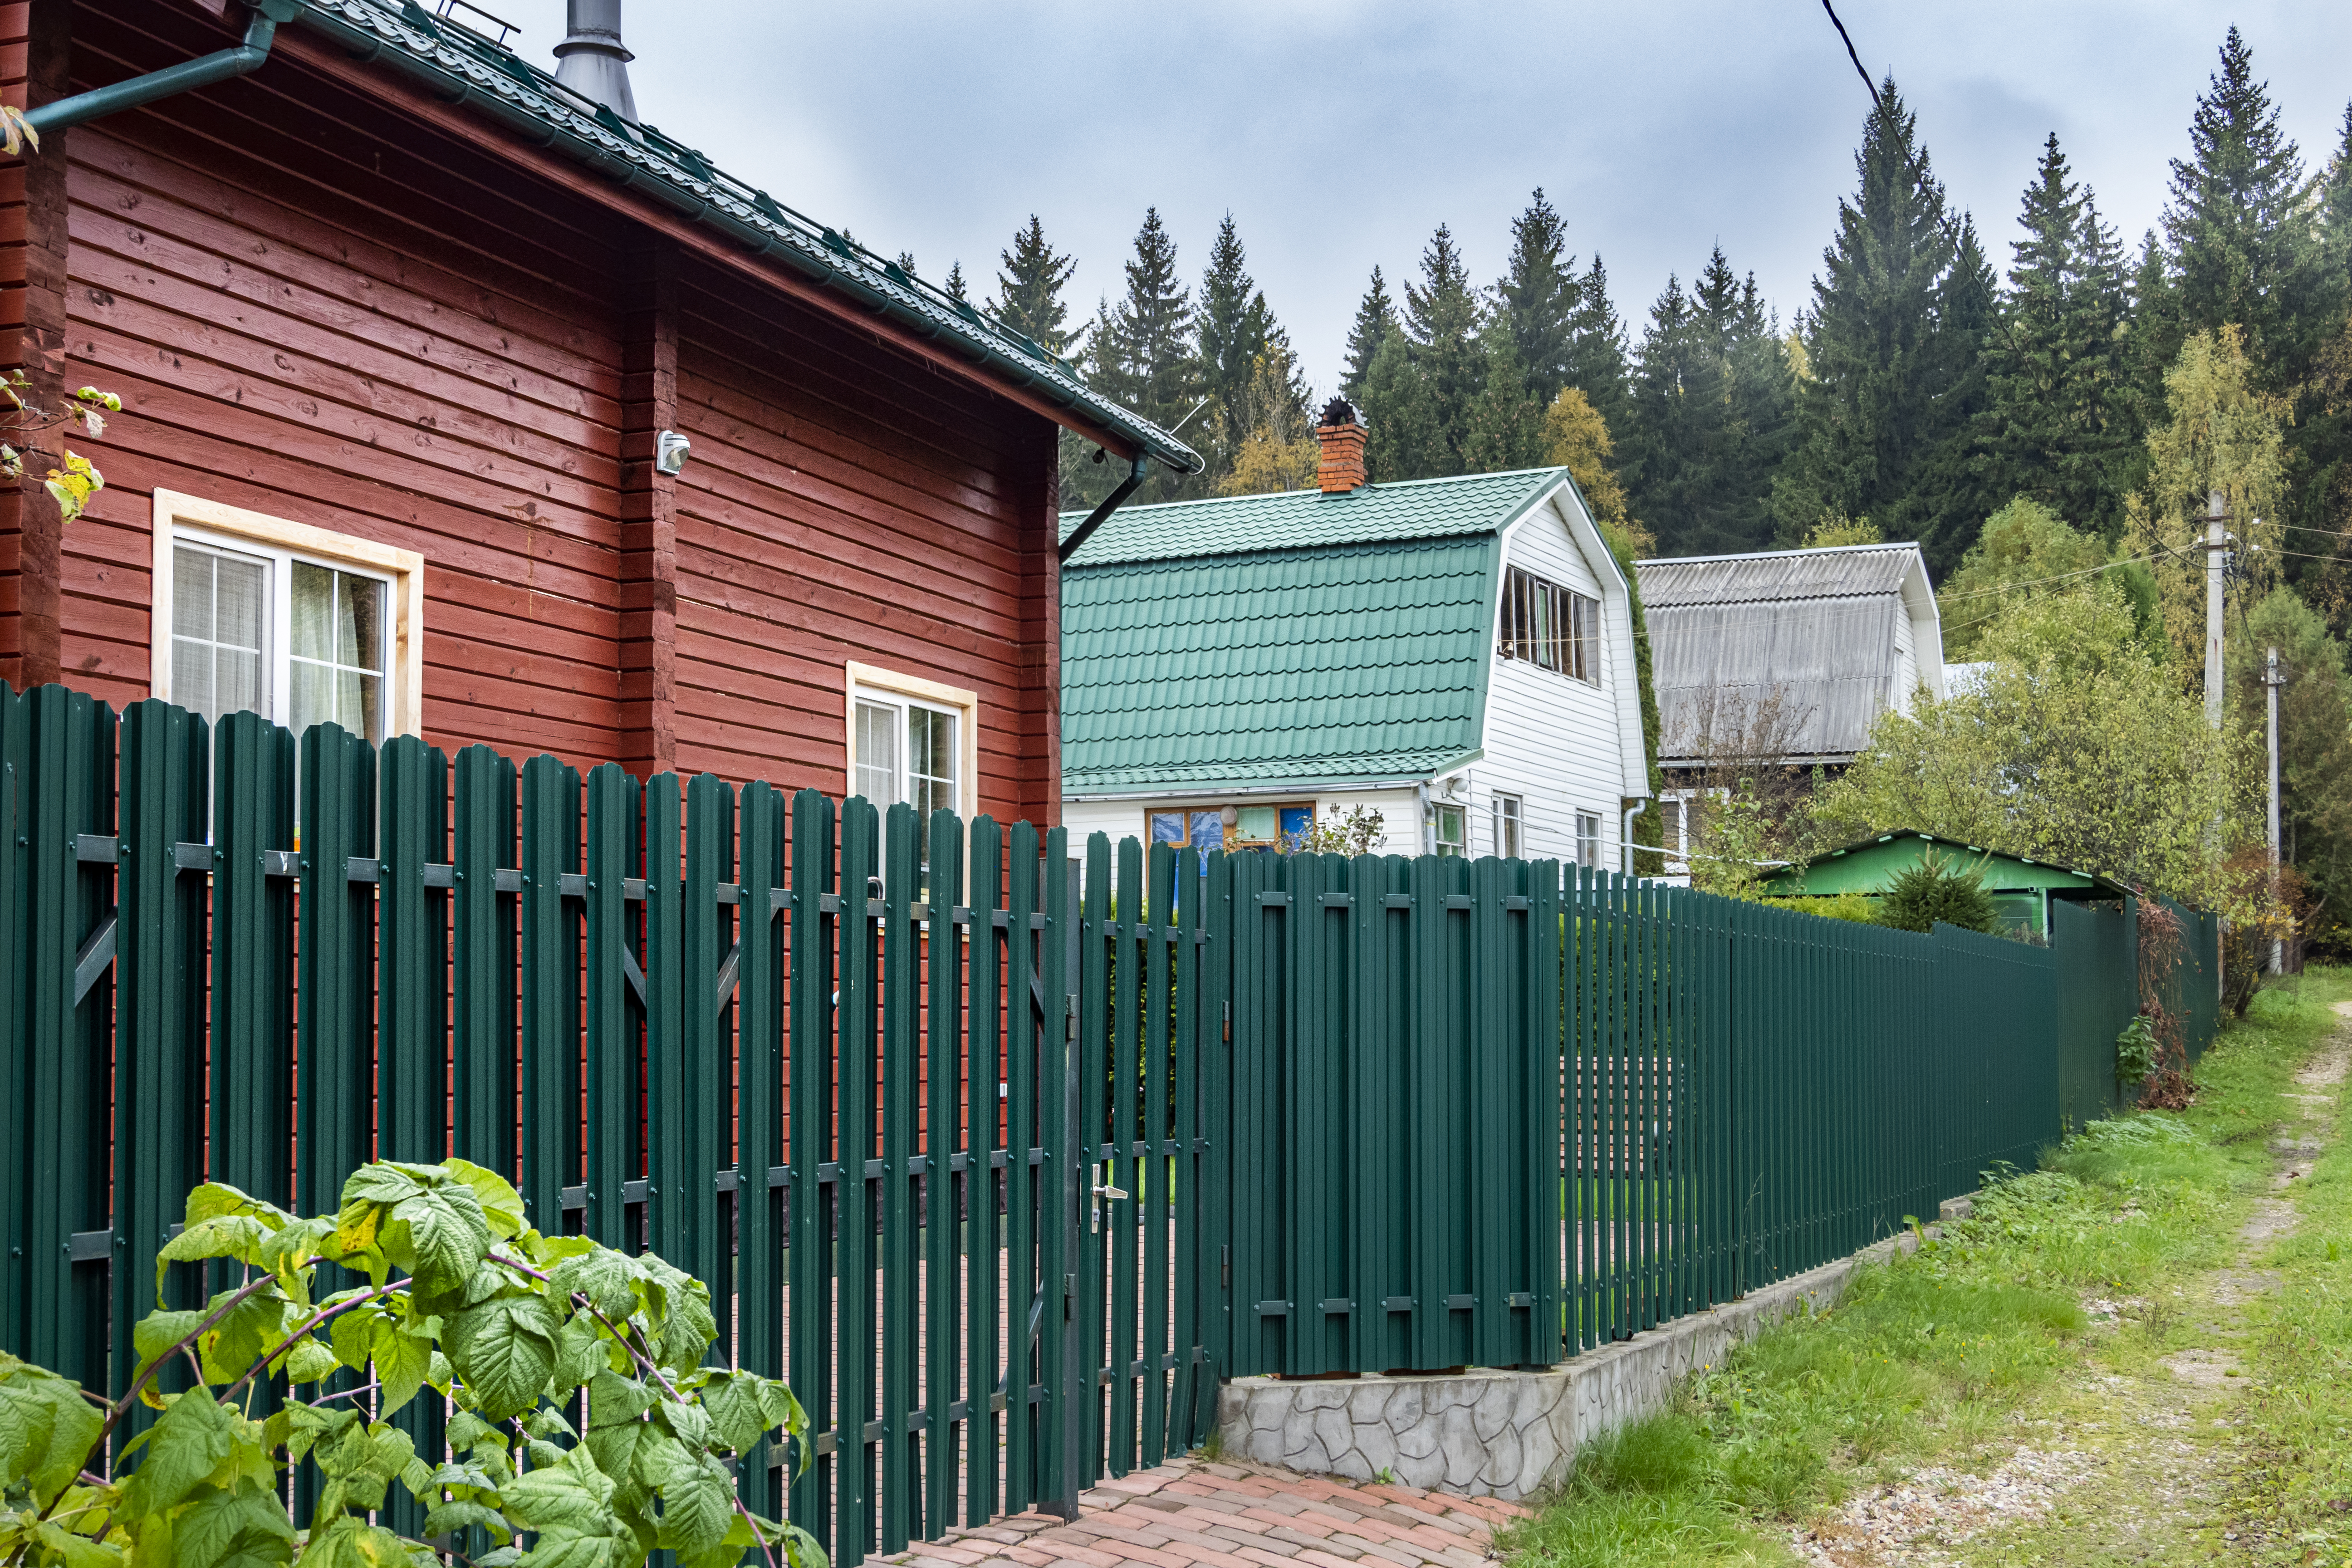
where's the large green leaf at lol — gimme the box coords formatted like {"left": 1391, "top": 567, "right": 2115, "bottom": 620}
{"left": 184, "top": 1184, "right": 294, "bottom": 1231}
{"left": 423, "top": 1500, "right": 513, "bottom": 1544}
{"left": 371, "top": 1321, "right": 433, "bottom": 1420}
{"left": 446, "top": 1296, "right": 560, "bottom": 1420}
{"left": 301, "top": 1518, "right": 414, "bottom": 1568}
{"left": 172, "top": 1478, "right": 296, "bottom": 1568}
{"left": 29, "top": 1519, "right": 120, "bottom": 1568}
{"left": 0, "top": 1363, "right": 102, "bottom": 1502}
{"left": 156, "top": 1216, "right": 272, "bottom": 1285}
{"left": 383, "top": 1184, "right": 492, "bottom": 1295}
{"left": 696, "top": 1373, "right": 769, "bottom": 1455}
{"left": 126, "top": 1392, "right": 235, "bottom": 1513}
{"left": 549, "top": 1249, "right": 637, "bottom": 1323}
{"left": 585, "top": 1369, "right": 652, "bottom": 1431}
{"left": 652, "top": 1452, "right": 735, "bottom": 1562}
{"left": 442, "top": 1159, "right": 529, "bottom": 1241}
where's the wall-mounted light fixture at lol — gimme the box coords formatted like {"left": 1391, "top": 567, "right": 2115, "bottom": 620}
{"left": 656, "top": 430, "right": 691, "bottom": 476}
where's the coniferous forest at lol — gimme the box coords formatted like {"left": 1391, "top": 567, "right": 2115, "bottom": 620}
{"left": 1014, "top": 29, "right": 2352, "bottom": 602}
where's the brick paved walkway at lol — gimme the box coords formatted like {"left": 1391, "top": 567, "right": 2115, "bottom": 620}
{"left": 880, "top": 1458, "right": 1527, "bottom": 1568}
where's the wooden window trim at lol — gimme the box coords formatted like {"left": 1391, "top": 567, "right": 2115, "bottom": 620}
{"left": 150, "top": 490, "right": 425, "bottom": 739}
{"left": 845, "top": 661, "right": 980, "bottom": 819}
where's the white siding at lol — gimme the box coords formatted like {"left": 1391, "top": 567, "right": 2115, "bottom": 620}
{"left": 1892, "top": 608, "right": 1918, "bottom": 718}
{"left": 1463, "top": 494, "right": 1647, "bottom": 870}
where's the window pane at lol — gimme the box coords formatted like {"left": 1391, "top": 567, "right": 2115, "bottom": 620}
{"left": 290, "top": 659, "right": 332, "bottom": 739}
{"left": 1150, "top": 812, "right": 1186, "bottom": 846}
{"left": 1531, "top": 585, "right": 1553, "bottom": 670}
{"left": 341, "top": 667, "right": 384, "bottom": 745}
{"left": 909, "top": 705, "right": 957, "bottom": 818}
{"left": 339, "top": 571, "right": 385, "bottom": 673}
{"left": 1189, "top": 811, "right": 1224, "bottom": 853}
{"left": 175, "top": 547, "right": 215, "bottom": 642}
{"left": 291, "top": 561, "right": 333, "bottom": 662}
{"left": 174, "top": 546, "right": 269, "bottom": 727}
{"left": 856, "top": 701, "right": 898, "bottom": 803}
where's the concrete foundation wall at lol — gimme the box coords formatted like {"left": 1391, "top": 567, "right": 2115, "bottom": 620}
{"left": 1215, "top": 1212, "right": 1961, "bottom": 1500}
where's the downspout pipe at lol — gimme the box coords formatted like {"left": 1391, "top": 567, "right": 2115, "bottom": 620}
{"left": 26, "top": 0, "right": 300, "bottom": 137}
{"left": 1055, "top": 454, "right": 1148, "bottom": 564}
{"left": 1622, "top": 800, "right": 1650, "bottom": 878}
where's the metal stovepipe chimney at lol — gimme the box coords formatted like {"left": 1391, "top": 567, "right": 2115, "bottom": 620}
{"left": 554, "top": 0, "right": 637, "bottom": 122}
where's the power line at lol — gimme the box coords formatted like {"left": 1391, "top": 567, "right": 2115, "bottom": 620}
{"left": 1818, "top": 0, "right": 1881, "bottom": 110}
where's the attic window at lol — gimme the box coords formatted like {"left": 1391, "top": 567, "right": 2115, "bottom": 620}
{"left": 1498, "top": 566, "right": 1599, "bottom": 685}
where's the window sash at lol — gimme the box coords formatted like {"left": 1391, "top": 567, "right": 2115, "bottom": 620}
{"left": 853, "top": 691, "right": 960, "bottom": 816}
{"left": 1575, "top": 812, "right": 1602, "bottom": 868}
{"left": 171, "top": 531, "right": 392, "bottom": 745}
{"left": 1493, "top": 794, "right": 1523, "bottom": 859}
{"left": 1500, "top": 566, "right": 1599, "bottom": 685}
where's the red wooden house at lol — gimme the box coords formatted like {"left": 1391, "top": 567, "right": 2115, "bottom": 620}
{"left": 0, "top": 0, "right": 1196, "bottom": 824}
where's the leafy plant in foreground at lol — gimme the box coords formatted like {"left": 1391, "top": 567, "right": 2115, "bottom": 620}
{"left": 0, "top": 1160, "right": 820, "bottom": 1568}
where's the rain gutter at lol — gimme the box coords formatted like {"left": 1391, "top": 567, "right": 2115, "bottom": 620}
{"left": 25, "top": 0, "right": 302, "bottom": 136}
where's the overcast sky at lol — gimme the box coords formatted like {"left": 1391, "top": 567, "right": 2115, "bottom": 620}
{"left": 490, "top": 1, "right": 2352, "bottom": 397}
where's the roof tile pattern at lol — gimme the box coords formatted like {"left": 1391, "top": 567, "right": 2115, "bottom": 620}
{"left": 1061, "top": 469, "right": 1563, "bottom": 566}
{"left": 1636, "top": 543, "right": 1917, "bottom": 606}
{"left": 1061, "top": 538, "right": 1497, "bottom": 793}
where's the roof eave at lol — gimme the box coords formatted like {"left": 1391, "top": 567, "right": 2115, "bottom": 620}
{"left": 280, "top": 0, "right": 1203, "bottom": 475}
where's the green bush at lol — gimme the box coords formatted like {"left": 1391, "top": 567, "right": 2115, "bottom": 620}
{"left": 1877, "top": 850, "right": 1999, "bottom": 935}
{"left": 2114, "top": 1012, "right": 2158, "bottom": 1086}
{"left": 1762, "top": 892, "right": 1882, "bottom": 926}
{"left": 0, "top": 1160, "right": 822, "bottom": 1568}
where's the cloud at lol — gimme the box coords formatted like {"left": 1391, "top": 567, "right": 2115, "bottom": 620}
{"left": 494, "top": 0, "right": 2352, "bottom": 394}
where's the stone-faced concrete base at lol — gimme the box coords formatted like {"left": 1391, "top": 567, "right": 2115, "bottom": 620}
{"left": 1216, "top": 1223, "right": 1949, "bottom": 1500}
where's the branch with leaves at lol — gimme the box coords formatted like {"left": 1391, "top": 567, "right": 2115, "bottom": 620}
{"left": 0, "top": 1160, "right": 824, "bottom": 1568}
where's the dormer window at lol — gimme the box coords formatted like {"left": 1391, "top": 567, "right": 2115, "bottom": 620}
{"left": 1498, "top": 566, "right": 1599, "bottom": 685}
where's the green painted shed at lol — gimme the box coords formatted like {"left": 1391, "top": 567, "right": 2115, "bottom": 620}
{"left": 1761, "top": 831, "right": 2131, "bottom": 939}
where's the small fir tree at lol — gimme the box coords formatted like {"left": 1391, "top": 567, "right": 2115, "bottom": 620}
{"left": 991, "top": 215, "right": 1080, "bottom": 355}
{"left": 1342, "top": 266, "right": 1397, "bottom": 402}
{"left": 1493, "top": 188, "right": 1579, "bottom": 409}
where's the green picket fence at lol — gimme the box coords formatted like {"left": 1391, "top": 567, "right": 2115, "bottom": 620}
{"left": 0, "top": 678, "right": 2217, "bottom": 1567}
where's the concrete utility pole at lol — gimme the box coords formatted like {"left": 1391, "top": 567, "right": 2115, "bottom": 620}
{"left": 2205, "top": 490, "right": 2229, "bottom": 730}
{"left": 2268, "top": 646, "right": 2283, "bottom": 973}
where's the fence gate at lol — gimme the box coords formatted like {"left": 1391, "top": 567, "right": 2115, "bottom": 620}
{"left": 0, "top": 686, "right": 1220, "bottom": 1568}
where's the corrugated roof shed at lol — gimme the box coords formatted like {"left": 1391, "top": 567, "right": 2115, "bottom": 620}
{"left": 1060, "top": 471, "right": 1571, "bottom": 794}
{"left": 1635, "top": 544, "right": 1927, "bottom": 764}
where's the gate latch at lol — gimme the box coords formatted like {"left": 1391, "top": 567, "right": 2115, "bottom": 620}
{"left": 1092, "top": 1183, "right": 1130, "bottom": 1201}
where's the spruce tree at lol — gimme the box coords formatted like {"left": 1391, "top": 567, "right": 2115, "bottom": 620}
{"left": 1563, "top": 254, "right": 1632, "bottom": 439}
{"left": 2162, "top": 28, "right": 2322, "bottom": 372}
{"left": 1342, "top": 267, "right": 1396, "bottom": 402}
{"left": 1462, "top": 331, "right": 1544, "bottom": 472}
{"left": 1771, "top": 78, "right": 1968, "bottom": 548}
{"left": 1193, "top": 214, "right": 1277, "bottom": 488}
{"left": 991, "top": 215, "right": 1080, "bottom": 355}
{"left": 1075, "top": 210, "right": 1199, "bottom": 506}
{"left": 1623, "top": 250, "right": 1789, "bottom": 556}
{"left": 944, "top": 261, "right": 969, "bottom": 302}
{"left": 1978, "top": 136, "right": 2137, "bottom": 541}
{"left": 1360, "top": 328, "right": 1440, "bottom": 483}
{"left": 1902, "top": 214, "right": 2001, "bottom": 570}
{"left": 1398, "top": 224, "right": 1486, "bottom": 476}
{"left": 1493, "top": 189, "right": 1579, "bottom": 408}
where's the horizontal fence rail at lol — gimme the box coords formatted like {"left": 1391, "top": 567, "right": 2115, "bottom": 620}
{"left": 0, "top": 681, "right": 2220, "bottom": 1564}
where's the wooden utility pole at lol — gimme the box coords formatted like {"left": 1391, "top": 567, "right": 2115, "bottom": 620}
{"left": 2205, "top": 490, "right": 2229, "bottom": 730}
{"left": 2267, "top": 646, "right": 2284, "bottom": 973}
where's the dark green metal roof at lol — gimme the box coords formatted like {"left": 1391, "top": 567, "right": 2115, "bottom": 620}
{"left": 1059, "top": 472, "right": 1577, "bottom": 795}
{"left": 1059, "top": 468, "right": 1567, "bottom": 566}
{"left": 1762, "top": 831, "right": 2132, "bottom": 899}
{"left": 282, "top": 0, "right": 1202, "bottom": 475}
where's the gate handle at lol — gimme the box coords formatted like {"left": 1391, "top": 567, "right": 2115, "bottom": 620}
{"left": 1092, "top": 1183, "right": 1130, "bottom": 1201}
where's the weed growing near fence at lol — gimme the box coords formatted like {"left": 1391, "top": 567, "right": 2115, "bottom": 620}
{"left": 1501, "top": 973, "right": 2347, "bottom": 1568}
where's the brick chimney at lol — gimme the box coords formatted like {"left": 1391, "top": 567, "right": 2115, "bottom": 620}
{"left": 1317, "top": 396, "right": 1366, "bottom": 494}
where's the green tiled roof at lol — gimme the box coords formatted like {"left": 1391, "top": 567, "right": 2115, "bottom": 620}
{"left": 1063, "top": 537, "right": 1500, "bottom": 792}
{"left": 1060, "top": 472, "right": 1574, "bottom": 794}
{"left": 1060, "top": 468, "right": 1567, "bottom": 565}
{"left": 280, "top": 0, "right": 1201, "bottom": 475}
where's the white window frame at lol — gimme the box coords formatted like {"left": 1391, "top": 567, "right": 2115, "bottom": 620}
{"left": 1575, "top": 811, "right": 1602, "bottom": 869}
{"left": 1434, "top": 801, "right": 1466, "bottom": 858}
{"left": 150, "top": 490, "right": 424, "bottom": 740}
{"left": 1492, "top": 792, "right": 1523, "bottom": 859}
{"left": 844, "top": 662, "right": 979, "bottom": 819}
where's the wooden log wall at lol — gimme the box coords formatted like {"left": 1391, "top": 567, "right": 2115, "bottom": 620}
{"left": 0, "top": 0, "right": 1065, "bottom": 822}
